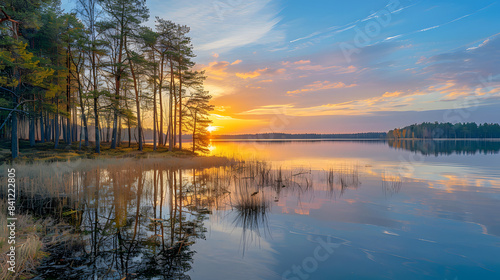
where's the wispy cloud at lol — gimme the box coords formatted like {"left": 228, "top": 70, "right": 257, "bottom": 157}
{"left": 286, "top": 81, "right": 357, "bottom": 95}
{"left": 361, "top": 2, "right": 417, "bottom": 22}
{"left": 238, "top": 86, "right": 473, "bottom": 117}
{"left": 384, "top": 3, "right": 496, "bottom": 42}
{"left": 150, "top": 0, "right": 283, "bottom": 57}
{"left": 290, "top": 31, "right": 322, "bottom": 43}
{"left": 281, "top": 60, "right": 358, "bottom": 73}
{"left": 288, "top": 0, "right": 417, "bottom": 47}
{"left": 236, "top": 68, "right": 286, "bottom": 79}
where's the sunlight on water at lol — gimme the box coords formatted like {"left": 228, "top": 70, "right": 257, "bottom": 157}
{"left": 7, "top": 140, "right": 500, "bottom": 280}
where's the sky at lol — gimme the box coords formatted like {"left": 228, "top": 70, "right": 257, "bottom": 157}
{"left": 62, "top": 0, "right": 500, "bottom": 134}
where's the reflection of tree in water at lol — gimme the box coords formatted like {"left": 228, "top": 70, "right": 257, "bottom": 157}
{"left": 16, "top": 159, "right": 363, "bottom": 278}
{"left": 31, "top": 165, "right": 221, "bottom": 280}
{"left": 388, "top": 139, "right": 500, "bottom": 155}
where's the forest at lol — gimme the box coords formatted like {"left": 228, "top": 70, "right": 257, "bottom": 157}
{"left": 0, "top": 0, "right": 214, "bottom": 159}
{"left": 387, "top": 122, "right": 500, "bottom": 139}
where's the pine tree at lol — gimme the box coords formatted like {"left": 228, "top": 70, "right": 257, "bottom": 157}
{"left": 185, "top": 86, "right": 214, "bottom": 153}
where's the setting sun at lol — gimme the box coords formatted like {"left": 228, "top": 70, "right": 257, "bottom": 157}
{"left": 206, "top": 125, "right": 218, "bottom": 133}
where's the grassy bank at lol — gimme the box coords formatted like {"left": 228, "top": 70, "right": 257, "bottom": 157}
{"left": 0, "top": 140, "right": 198, "bottom": 163}
{"left": 0, "top": 199, "right": 81, "bottom": 280}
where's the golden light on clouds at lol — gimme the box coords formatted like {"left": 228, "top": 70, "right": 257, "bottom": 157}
{"left": 383, "top": 91, "right": 404, "bottom": 97}
{"left": 236, "top": 67, "right": 286, "bottom": 79}
{"left": 197, "top": 36, "right": 500, "bottom": 135}
{"left": 286, "top": 81, "right": 357, "bottom": 95}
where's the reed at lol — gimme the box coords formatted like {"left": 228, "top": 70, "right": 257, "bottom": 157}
{"left": 382, "top": 171, "right": 403, "bottom": 195}
{"left": 0, "top": 200, "right": 46, "bottom": 280}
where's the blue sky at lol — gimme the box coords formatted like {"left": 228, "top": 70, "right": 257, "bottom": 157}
{"left": 62, "top": 0, "right": 500, "bottom": 133}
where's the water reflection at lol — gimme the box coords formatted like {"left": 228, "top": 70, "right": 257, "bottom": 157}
{"left": 231, "top": 181, "right": 270, "bottom": 254}
{"left": 29, "top": 166, "right": 213, "bottom": 279}
{"left": 381, "top": 171, "right": 403, "bottom": 196}
{"left": 10, "top": 159, "right": 360, "bottom": 279}
{"left": 388, "top": 139, "right": 500, "bottom": 155}
{"left": 8, "top": 139, "right": 500, "bottom": 279}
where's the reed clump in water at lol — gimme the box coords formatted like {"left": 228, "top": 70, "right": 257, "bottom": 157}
{"left": 382, "top": 171, "right": 403, "bottom": 195}
{"left": 232, "top": 180, "right": 270, "bottom": 254}
{"left": 325, "top": 164, "right": 360, "bottom": 198}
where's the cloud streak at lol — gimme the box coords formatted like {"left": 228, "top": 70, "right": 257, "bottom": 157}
{"left": 150, "top": 0, "right": 283, "bottom": 56}
{"left": 384, "top": 2, "right": 496, "bottom": 42}
{"left": 286, "top": 81, "right": 357, "bottom": 95}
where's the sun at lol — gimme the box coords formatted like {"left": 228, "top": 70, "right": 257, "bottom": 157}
{"left": 207, "top": 125, "right": 218, "bottom": 133}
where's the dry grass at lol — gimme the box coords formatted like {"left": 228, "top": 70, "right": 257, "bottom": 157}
{"left": 0, "top": 199, "right": 83, "bottom": 280}
{"left": 0, "top": 200, "right": 46, "bottom": 280}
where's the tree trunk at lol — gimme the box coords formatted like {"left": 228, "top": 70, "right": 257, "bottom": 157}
{"left": 55, "top": 97, "right": 60, "bottom": 149}
{"left": 126, "top": 42, "right": 142, "bottom": 151}
{"left": 192, "top": 112, "right": 196, "bottom": 153}
{"left": 117, "top": 116, "right": 122, "bottom": 147}
{"left": 153, "top": 58, "right": 157, "bottom": 151}
{"left": 11, "top": 111, "right": 18, "bottom": 159}
{"left": 39, "top": 102, "right": 44, "bottom": 143}
{"left": 51, "top": 116, "right": 55, "bottom": 142}
{"left": 111, "top": 20, "right": 125, "bottom": 149}
{"left": 178, "top": 59, "right": 183, "bottom": 150}
{"left": 62, "top": 116, "right": 67, "bottom": 144}
{"left": 79, "top": 117, "right": 83, "bottom": 150}
{"left": 94, "top": 95, "right": 100, "bottom": 153}
{"left": 168, "top": 57, "right": 174, "bottom": 151}
{"left": 29, "top": 116, "right": 35, "bottom": 147}
{"left": 173, "top": 94, "right": 177, "bottom": 147}
{"left": 67, "top": 47, "right": 72, "bottom": 146}
{"left": 159, "top": 54, "right": 164, "bottom": 146}
{"left": 77, "top": 76, "right": 89, "bottom": 147}
{"left": 128, "top": 119, "right": 131, "bottom": 147}
{"left": 106, "top": 120, "right": 110, "bottom": 143}
{"left": 46, "top": 113, "right": 50, "bottom": 142}
{"left": 67, "top": 118, "right": 71, "bottom": 145}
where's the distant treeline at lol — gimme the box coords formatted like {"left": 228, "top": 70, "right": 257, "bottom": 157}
{"left": 388, "top": 122, "right": 500, "bottom": 139}
{"left": 211, "top": 132, "right": 387, "bottom": 140}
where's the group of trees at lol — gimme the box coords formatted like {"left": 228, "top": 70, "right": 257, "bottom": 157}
{"left": 388, "top": 122, "right": 500, "bottom": 139}
{"left": 0, "top": 0, "right": 214, "bottom": 158}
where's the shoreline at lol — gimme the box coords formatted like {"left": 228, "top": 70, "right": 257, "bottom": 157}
{"left": 210, "top": 138, "right": 500, "bottom": 142}
{"left": 0, "top": 140, "right": 203, "bottom": 164}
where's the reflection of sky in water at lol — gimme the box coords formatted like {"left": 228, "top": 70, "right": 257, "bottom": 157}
{"left": 188, "top": 141, "right": 500, "bottom": 280}
{"left": 210, "top": 140, "right": 500, "bottom": 188}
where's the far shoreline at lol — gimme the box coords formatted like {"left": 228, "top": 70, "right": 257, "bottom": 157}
{"left": 210, "top": 138, "right": 500, "bottom": 142}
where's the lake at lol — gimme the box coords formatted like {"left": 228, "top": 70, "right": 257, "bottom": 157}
{"left": 24, "top": 140, "right": 500, "bottom": 279}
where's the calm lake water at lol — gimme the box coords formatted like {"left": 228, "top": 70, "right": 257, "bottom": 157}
{"left": 28, "top": 140, "right": 500, "bottom": 280}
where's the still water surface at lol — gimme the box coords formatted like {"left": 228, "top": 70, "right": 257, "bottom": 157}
{"left": 32, "top": 140, "right": 500, "bottom": 280}
{"left": 199, "top": 140, "right": 500, "bottom": 280}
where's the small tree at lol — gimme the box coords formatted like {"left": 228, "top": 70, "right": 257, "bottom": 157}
{"left": 185, "top": 89, "right": 213, "bottom": 153}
